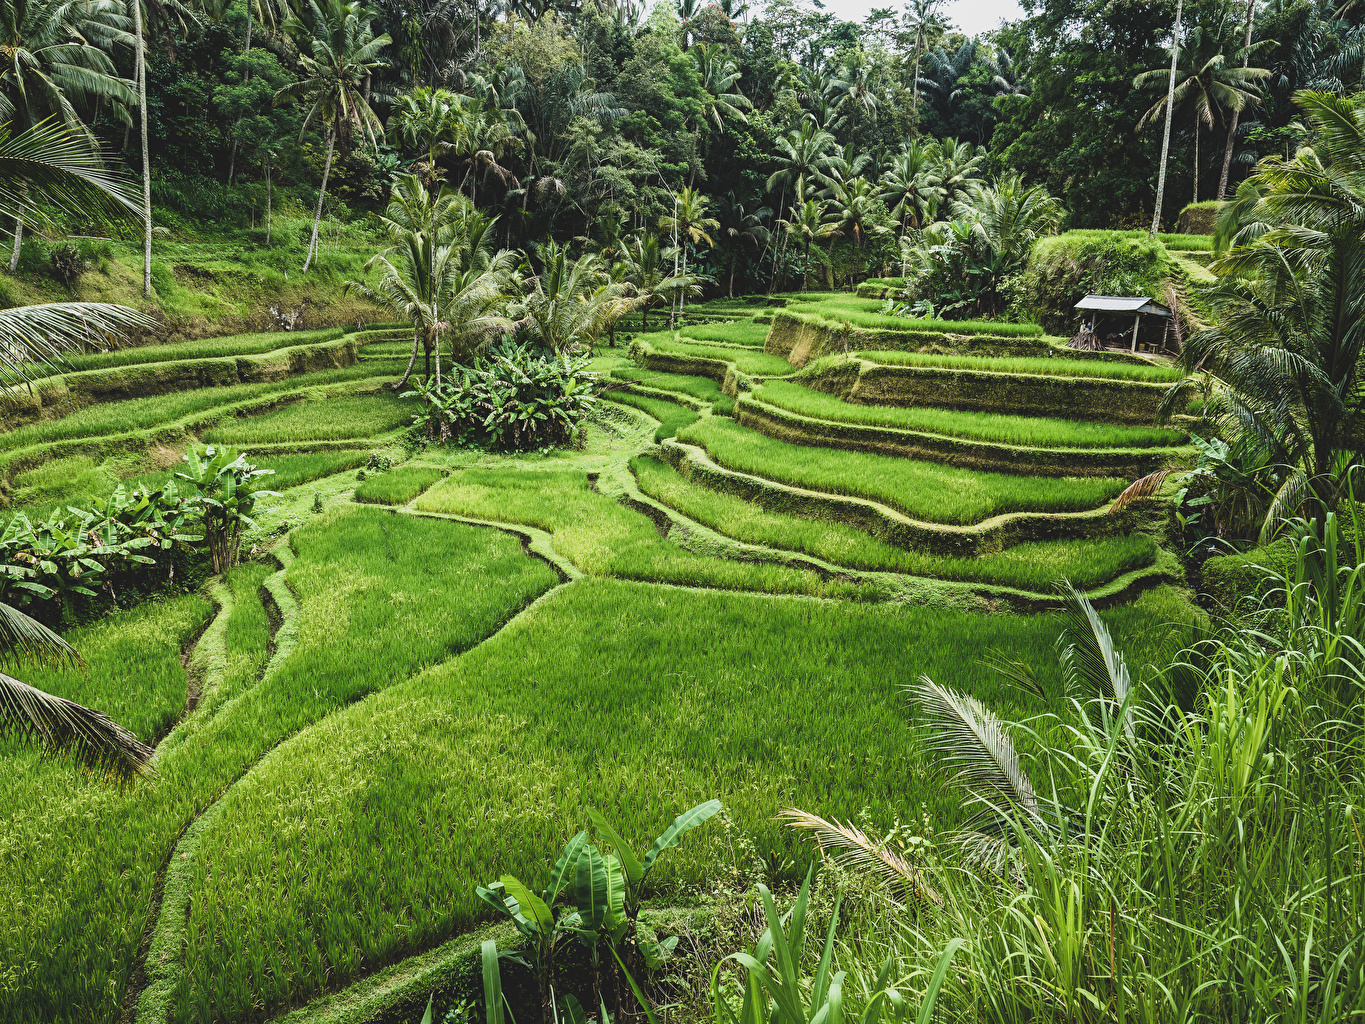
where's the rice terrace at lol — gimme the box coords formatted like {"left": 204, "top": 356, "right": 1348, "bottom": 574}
{"left": 2, "top": 0, "right": 1364, "bottom": 1021}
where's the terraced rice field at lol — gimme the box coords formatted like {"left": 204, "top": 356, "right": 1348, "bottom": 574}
{"left": 0, "top": 296, "right": 1198, "bottom": 1023}
{"left": 857, "top": 349, "right": 1183, "bottom": 382}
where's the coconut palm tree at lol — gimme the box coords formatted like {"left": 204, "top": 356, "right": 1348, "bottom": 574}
{"left": 276, "top": 0, "right": 390, "bottom": 273}
{"left": 345, "top": 175, "right": 516, "bottom": 389}
{"left": 714, "top": 193, "right": 770, "bottom": 297}
{"left": 0, "top": 0, "right": 136, "bottom": 272}
{"left": 777, "top": 180, "right": 839, "bottom": 291}
{"left": 388, "top": 85, "right": 462, "bottom": 183}
{"left": 932, "top": 137, "right": 987, "bottom": 208}
{"left": 905, "top": 0, "right": 943, "bottom": 126}
{"left": 615, "top": 231, "right": 695, "bottom": 331}
{"left": 1135, "top": 20, "right": 1270, "bottom": 205}
{"left": 691, "top": 42, "right": 752, "bottom": 131}
{"left": 514, "top": 242, "right": 630, "bottom": 353}
{"left": 880, "top": 139, "right": 943, "bottom": 235}
{"left": 658, "top": 185, "right": 718, "bottom": 322}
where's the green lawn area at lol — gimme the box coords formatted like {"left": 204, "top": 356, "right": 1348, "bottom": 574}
{"left": 752, "top": 380, "right": 1187, "bottom": 448}
{"left": 676, "top": 417, "right": 1127, "bottom": 523}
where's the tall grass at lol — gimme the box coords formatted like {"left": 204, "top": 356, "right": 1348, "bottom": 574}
{"left": 799, "top": 520, "right": 1364, "bottom": 1023}
{"left": 0, "top": 507, "right": 557, "bottom": 1024}
{"left": 786, "top": 296, "right": 1045, "bottom": 336}
{"left": 203, "top": 394, "right": 417, "bottom": 444}
{"left": 172, "top": 576, "right": 1194, "bottom": 1022}
{"left": 602, "top": 392, "right": 699, "bottom": 441}
{"left": 856, "top": 350, "right": 1183, "bottom": 382}
{"left": 1061, "top": 227, "right": 1214, "bottom": 251}
{"left": 675, "top": 418, "right": 1127, "bottom": 523}
{"left": 632, "top": 456, "right": 1157, "bottom": 590}
{"left": 753, "top": 381, "right": 1186, "bottom": 448}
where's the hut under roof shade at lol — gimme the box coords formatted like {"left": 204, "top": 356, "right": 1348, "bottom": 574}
{"left": 1074, "top": 295, "right": 1173, "bottom": 317}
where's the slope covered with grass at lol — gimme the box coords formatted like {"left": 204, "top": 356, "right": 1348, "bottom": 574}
{"left": 676, "top": 418, "right": 1127, "bottom": 523}
{"left": 856, "top": 349, "right": 1182, "bottom": 382}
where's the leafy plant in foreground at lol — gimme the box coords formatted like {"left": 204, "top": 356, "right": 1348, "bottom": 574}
{"left": 175, "top": 446, "right": 278, "bottom": 573}
{"left": 476, "top": 800, "right": 721, "bottom": 1024}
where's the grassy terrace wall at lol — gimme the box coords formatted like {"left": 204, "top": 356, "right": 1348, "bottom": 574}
{"left": 763, "top": 310, "right": 1051, "bottom": 367}
{"left": 734, "top": 395, "right": 1190, "bottom": 477}
{"left": 3, "top": 335, "right": 363, "bottom": 424}
{"left": 799, "top": 357, "right": 1170, "bottom": 424}
{"left": 656, "top": 438, "right": 1137, "bottom": 557}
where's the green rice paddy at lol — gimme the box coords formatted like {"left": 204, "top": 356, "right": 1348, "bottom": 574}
{"left": 752, "top": 380, "right": 1186, "bottom": 448}
{"left": 784, "top": 296, "right": 1046, "bottom": 336}
{"left": 203, "top": 394, "right": 417, "bottom": 444}
{"left": 856, "top": 349, "right": 1183, "bottom": 382}
{"left": 632, "top": 455, "right": 1157, "bottom": 590}
{"left": 676, "top": 418, "right": 1127, "bottom": 523}
{"left": 0, "top": 292, "right": 1200, "bottom": 1023}
{"left": 33, "top": 328, "right": 344, "bottom": 375}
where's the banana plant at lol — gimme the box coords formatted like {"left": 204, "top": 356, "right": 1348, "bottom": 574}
{"left": 712, "top": 868, "right": 961, "bottom": 1024}
{"left": 588, "top": 799, "right": 722, "bottom": 926}
{"left": 476, "top": 830, "right": 590, "bottom": 1024}
{"left": 175, "top": 446, "right": 278, "bottom": 573}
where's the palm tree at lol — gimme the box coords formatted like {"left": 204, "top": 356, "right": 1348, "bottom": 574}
{"left": 615, "top": 231, "right": 696, "bottom": 333}
{"left": 445, "top": 100, "right": 520, "bottom": 204}
{"left": 514, "top": 242, "right": 630, "bottom": 353}
{"left": 880, "top": 139, "right": 943, "bottom": 235}
{"left": 714, "top": 193, "right": 770, "bottom": 298}
{"left": 825, "top": 56, "right": 878, "bottom": 129}
{"left": 777, "top": 180, "right": 839, "bottom": 291}
{"left": 915, "top": 39, "right": 976, "bottom": 128}
{"left": 276, "top": 0, "right": 390, "bottom": 273}
{"left": 0, "top": 0, "right": 136, "bottom": 272}
{"left": 766, "top": 121, "right": 836, "bottom": 199}
{"left": 691, "top": 42, "right": 752, "bottom": 131}
{"left": 904, "top": 0, "right": 943, "bottom": 126}
{"left": 1146, "top": 0, "right": 1182, "bottom": 236}
{"left": 345, "top": 174, "right": 516, "bottom": 390}
{"left": 388, "top": 85, "right": 462, "bottom": 183}
{"left": 932, "top": 137, "right": 987, "bottom": 208}
{"left": 658, "top": 185, "right": 717, "bottom": 323}
{"left": 1139, "top": 91, "right": 1365, "bottom": 539}
{"left": 1218, "top": 0, "right": 1257, "bottom": 200}
{"left": 1135, "top": 21, "right": 1270, "bottom": 205}
{"left": 1, "top": 600, "right": 154, "bottom": 780}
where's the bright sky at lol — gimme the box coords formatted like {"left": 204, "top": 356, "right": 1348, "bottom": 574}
{"left": 820, "top": 0, "right": 1025, "bottom": 36}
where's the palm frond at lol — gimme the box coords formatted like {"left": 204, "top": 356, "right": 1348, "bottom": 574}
{"left": 0, "top": 302, "right": 160, "bottom": 388}
{"left": 1056, "top": 582, "right": 1133, "bottom": 722}
{"left": 778, "top": 808, "right": 940, "bottom": 905}
{"left": 908, "top": 676, "right": 1038, "bottom": 818}
{"left": 0, "top": 118, "right": 139, "bottom": 227}
{"left": 1109, "top": 469, "right": 1177, "bottom": 514}
{"left": 0, "top": 601, "right": 80, "bottom": 671}
{"left": 0, "top": 670, "right": 154, "bottom": 781}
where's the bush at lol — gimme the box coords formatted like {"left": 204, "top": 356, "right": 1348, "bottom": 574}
{"left": 404, "top": 343, "right": 601, "bottom": 451}
{"left": 1023, "top": 232, "right": 1177, "bottom": 333}
{"left": 1177, "top": 201, "right": 1220, "bottom": 235}
{"left": 48, "top": 243, "right": 88, "bottom": 288}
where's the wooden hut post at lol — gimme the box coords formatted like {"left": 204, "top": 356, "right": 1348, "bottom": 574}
{"left": 1130, "top": 314, "right": 1141, "bottom": 352}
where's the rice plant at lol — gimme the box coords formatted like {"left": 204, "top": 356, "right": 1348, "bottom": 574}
{"left": 609, "top": 368, "right": 725, "bottom": 404}
{"left": 639, "top": 335, "right": 794, "bottom": 376}
{"left": 675, "top": 419, "right": 1127, "bottom": 524}
{"left": 171, "top": 575, "right": 1193, "bottom": 1023}
{"left": 34, "top": 328, "right": 343, "bottom": 375}
{"left": 681, "top": 321, "right": 770, "bottom": 348}
{"left": 753, "top": 381, "right": 1186, "bottom": 449}
{"left": 414, "top": 468, "right": 844, "bottom": 596}
{"left": 856, "top": 350, "right": 1182, "bottom": 383}
{"left": 602, "top": 392, "right": 699, "bottom": 441}
{"left": 632, "top": 456, "right": 1157, "bottom": 591}
{"left": 354, "top": 466, "right": 445, "bottom": 504}
{"left": 784, "top": 296, "right": 1046, "bottom": 336}
{"left": 203, "top": 394, "right": 418, "bottom": 444}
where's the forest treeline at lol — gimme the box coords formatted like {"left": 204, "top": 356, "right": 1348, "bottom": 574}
{"left": 10, "top": 0, "right": 1365, "bottom": 297}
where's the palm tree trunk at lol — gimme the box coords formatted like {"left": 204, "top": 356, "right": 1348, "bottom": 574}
{"left": 911, "top": 28, "right": 923, "bottom": 127}
{"left": 134, "top": 0, "right": 152, "bottom": 299}
{"left": 1217, "top": 0, "right": 1256, "bottom": 200}
{"left": 1150, "top": 0, "right": 1183, "bottom": 238}
{"left": 8, "top": 212, "right": 21, "bottom": 274}
{"left": 265, "top": 158, "right": 272, "bottom": 244}
{"left": 1192, "top": 121, "right": 1199, "bottom": 204}
{"left": 394, "top": 330, "right": 420, "bottom": 390}
{"left": 303, "top": 127, "right": 335, "bottom": 273}
{"left": 729, "top": 259, "right": 735, "bottom": 298}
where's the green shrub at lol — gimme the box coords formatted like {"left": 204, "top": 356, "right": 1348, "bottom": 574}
{"left": 1024, "top": 232, "right": 1176, "bottom": 333}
